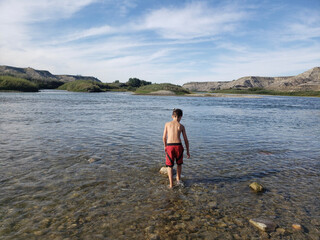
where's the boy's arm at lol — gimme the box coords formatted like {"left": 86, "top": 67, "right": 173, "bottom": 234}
{"left": 182, "top": 125, "right": 190, "bottom": 158}
{"left": 162, "top": 123, "right": 167, "bottom": 151}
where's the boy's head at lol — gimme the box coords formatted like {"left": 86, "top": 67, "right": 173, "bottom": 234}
{"left": 172, "top": 108, "right": 183, "bottom": 120}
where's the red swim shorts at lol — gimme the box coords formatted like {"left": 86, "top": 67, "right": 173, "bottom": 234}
{"left": 165, "top": 143, "right": 184, "bottom": 167}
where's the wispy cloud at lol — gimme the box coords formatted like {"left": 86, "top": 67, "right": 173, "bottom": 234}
{"left": 282, "top": 10, "right": 320, "bottom": 42}
{"left": 0, "top": 0, "right": 97, "bottom": 23}
{"left": 137, "top": 2, "right": 246, "bottom": 40}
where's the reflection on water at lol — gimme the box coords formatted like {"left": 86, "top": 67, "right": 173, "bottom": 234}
{"left": 0, "top": 90, "right": 319, "bottom": 239}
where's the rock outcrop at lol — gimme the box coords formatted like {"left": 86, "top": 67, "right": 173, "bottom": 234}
{"left": 183, "top": 67, "right": 320, "bottom": 92}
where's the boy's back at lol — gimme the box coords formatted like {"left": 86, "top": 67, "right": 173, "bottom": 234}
{"left": 165, "top": 120, "right": 184, "bottom": 144}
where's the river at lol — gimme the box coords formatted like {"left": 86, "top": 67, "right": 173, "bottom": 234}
{"left": 0, "top": 90, "right": 319, "bottom": 239}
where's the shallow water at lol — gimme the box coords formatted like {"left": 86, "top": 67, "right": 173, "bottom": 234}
{"left": 0, "top": 90, "right": 319, "bottom": 239}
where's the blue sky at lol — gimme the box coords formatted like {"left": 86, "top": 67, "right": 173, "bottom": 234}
{"left": 0, "top": 0, "right": 319, "bottom": 84}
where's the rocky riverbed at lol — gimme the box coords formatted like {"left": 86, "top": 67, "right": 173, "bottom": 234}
{"left": 1, "top": 91, "right": 319, "bottom": 239}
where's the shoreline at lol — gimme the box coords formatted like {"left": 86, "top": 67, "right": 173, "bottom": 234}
{"left": 2, "top": 89, "right": 320, "bottom": 98}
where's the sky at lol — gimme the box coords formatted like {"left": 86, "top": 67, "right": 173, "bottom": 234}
{"left": 0, "top": 0, "right": 319, "bottom": 84}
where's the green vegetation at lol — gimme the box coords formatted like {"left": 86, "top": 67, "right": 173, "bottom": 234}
{"left": 126, "top": 78, "right": 151, "bottom": 88}
{"left": 57, "top": 78, "right": 152, "bottom": 92}
{"left": 29, "top": 79, "right": 64, "bottom": 89}
{"left": 135, "top": 83, "right": 191, "bottom": 95}
{"left": 57, "top": 80, "right": 108, "bottom": 92}
{"left": 210, "top": 88, "right": 320, "bottom": 97}
{"left": 0, "top": 75, "right": 39, "bottom": 92}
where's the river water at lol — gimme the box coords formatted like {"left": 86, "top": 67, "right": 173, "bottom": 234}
{"left": 0, "top": 90, "right": 319, "bottom": 240}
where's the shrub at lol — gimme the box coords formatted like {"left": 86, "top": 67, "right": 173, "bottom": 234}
{"left": 0, "top": 75, "right": 39, "bottom": 92}
{"left": 58, "top": 80, "right": 105, "bottom": 92}
{"left": 135, "top": 83, "right": 191, "bottom": 95}
{"left": 127, "top": 78, "right": 151, "bottom": 88}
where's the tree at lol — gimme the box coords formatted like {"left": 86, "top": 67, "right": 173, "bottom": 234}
{"left": 126, "top": 78, "right": 151, "bottom": 88}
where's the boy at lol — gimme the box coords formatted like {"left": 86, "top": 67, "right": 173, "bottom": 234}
{"left": 163, "top": 108, "right": 190, "bottom": 188}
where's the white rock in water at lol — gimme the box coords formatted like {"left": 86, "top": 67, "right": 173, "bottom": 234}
{"left": 249, "top": 218, "right": 277, "bottom": 232}
{"left": 249, "top": 182, "right": 265, "bottom": 192}
{"left": 159, "top": 167, "right": 176, "bottom": 175}
{"left": 159, "top": 167, "right": 168, "bottom": 175}
{"left": 88, "top": 158, "right": 98, "bottom": 163}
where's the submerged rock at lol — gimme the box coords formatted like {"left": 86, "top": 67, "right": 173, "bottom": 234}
{"left": 292, "top": 223, "right": 302, "bottom": 231}
{"left": 208, "top": 201, "right": 217, "bottom": 209}
{"left": 276, "top": 228, "right": 287, "bottom": 234}
{"left": 145, "top": 226, "right": 155, "bottom": 234}
{"left": 249, "top": 182, "right": 265, "bottom": 192}
{"left": 159, "top": 167, "right": 176, "bottom": 176}
{"left": 259, "top": 150, "right": 273, "bottom": 155}
{"left": 88, "top": 157, "right": 101, "bottom": 163}
{"left": 249, "top": 218, "right": 277, "bottom": 232}
{"left": 159, "top": 167, "right": 167, "bottom": 175}
{"left": 148, "top": 233, "right": 160, "bottom": 240}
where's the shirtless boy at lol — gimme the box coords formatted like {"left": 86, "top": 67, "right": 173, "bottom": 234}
{"left": 163, "top": 109, "right": 190, "bottom": 188}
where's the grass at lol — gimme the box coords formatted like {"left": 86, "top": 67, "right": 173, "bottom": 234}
{"left": 210, "top": 88, "right": 320, "bottom": 97}
{"left": 135, "top": 83, "right": 191, "bottom": 95}
{"left": 57, "top": 80, "right": 136, "bottom": 92}
{"left": 57, "top": 80, "right": 108, "bottom": 92}
{"left": 0, "top": 75, "right": 39, "bottom": 92}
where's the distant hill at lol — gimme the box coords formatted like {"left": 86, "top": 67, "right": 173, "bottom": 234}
{"left": 0, "top": 65, "right": 101, "bottom": 89}
{"left": 183, "top": 67, "right": 320, "bottom": 92}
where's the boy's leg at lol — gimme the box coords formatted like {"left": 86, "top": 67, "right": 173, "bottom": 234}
{"left": 167, "top": 167, "right": 174, "bottom": 188}
{"left": 176, "top": 164, "right": 182, "bottom": 182}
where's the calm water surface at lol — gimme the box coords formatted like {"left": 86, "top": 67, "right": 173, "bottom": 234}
{"left": 0, "top": 90, "right": 319, "bottom": 239}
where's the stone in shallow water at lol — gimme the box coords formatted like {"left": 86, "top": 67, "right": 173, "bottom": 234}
{"left": 145, "top": 225, "right": 155, "bottom": 234}
{"left": 249, "top": 182, "right": 265, "bottom": 192}
{"left": 249, "top": 218, "right": 277, "bottom": 232}
{"left": 88, "top": 158, "right": 97, "bottom": 163}
{"left": 159, "top": 167, "right": 176, "bottom": 175}
{"left": 159, "top": 167, "right": 167, "bottom": 175}
{"left": 208, "top": 201, "right": 217, "bottom": 209}
{"left": 292, "top": 223, "right": 302, "bottom": 231}
{"left": 276, "top": 228, "right": 287, "bottom": 234}
{"left": 149, "top": 233, "right": 160, "bottom": 240}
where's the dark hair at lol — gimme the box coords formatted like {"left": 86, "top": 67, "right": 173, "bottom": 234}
{"left": 172, "top": 108, "right": 183, "bottom": 118}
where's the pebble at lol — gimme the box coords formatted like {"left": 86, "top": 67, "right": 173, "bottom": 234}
{"left": 148, "top": 233, "right": 160, "bottom": 240}
{"left": 40, "top": 218, "right": 51, "bottom": 228}
{"left": 208, "top": 201, "right": 217, "bottom": 209}
{"left": 233, "top": 233, "right": 242, "bottom": 240}
{"left": 187, "top": 224, "right": 198, "bottom": 233}
{"left": 249, "top": 218, "right": 277, "bottom": 232}
{"left": 233, "top": 218, "right": 245, "bottom": 226}
{"left": 311, "top": 219, "right": 320, "bottom": 226}
{"left": 276, "top": 228, "right": 287, "bottom": 235}
{"left": 260, "top": 232, "right": 270, "bottom": 240}
{"left": 145, "top": 226, "right": 155, "bottom": 234}
{"left": 88, "top": 158, "right": 96, "bottom": 163}
{"left": 217, "top": 222, "right": 227, "bottom": 228}
{"left": 175, "top": 222, "right": 187, "bottom": 230}
{"left": 34, "top": 230, "right": 43, "bottom": 236}
{"left": 177, "top": 234, "right": 188, "bottom": 240}
{"left": 249, "top": 182, "right": 265, "bottom": 192}
{"left": 182, "top": 215, "right": 191, "bottom": 221}
{"left": 292, "top": 223, "right": 302, "bottom": 231}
